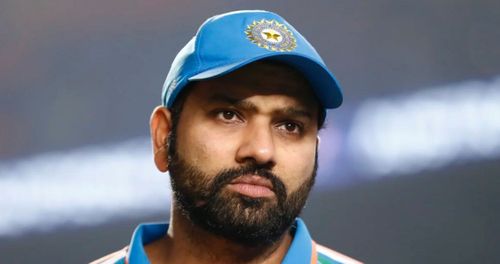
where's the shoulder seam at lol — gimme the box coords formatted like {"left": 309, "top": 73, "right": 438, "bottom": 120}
{"left": 89, "top": 246, "right": 128, "bottom": 264}
{"left": 316, "top": 243, "right": 363, "bottom": 264}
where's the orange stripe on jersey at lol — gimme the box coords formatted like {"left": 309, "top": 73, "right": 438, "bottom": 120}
{"left": 310, "top": 241, "right": 318, "bottom": 264}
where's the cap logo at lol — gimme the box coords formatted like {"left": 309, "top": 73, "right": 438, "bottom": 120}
{"left": 245, "top": 19, "right": 297, "bottom": 52}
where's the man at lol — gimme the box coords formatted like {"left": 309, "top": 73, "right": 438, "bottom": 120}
{"left": 92, "top": 10, "right": 361, "bottom": 264}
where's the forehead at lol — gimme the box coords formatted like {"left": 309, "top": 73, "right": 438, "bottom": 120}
{"left": 188, "top": 61, "right": 319, "bottom": 107}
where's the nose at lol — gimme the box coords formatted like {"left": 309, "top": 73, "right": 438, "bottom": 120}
{"left": 235, "top": 122, "right": 276, "bottom": 167}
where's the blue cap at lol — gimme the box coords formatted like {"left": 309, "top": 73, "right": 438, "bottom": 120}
{"left": 162, "top": 10, "right": 343, "bottom": 109}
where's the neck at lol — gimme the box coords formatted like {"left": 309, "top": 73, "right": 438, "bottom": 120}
{"left": 144, "top": 203, "right": 294, "bottom": 264}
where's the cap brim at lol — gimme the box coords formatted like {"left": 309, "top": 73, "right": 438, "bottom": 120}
{"left": 188, "top": 53, "right": 343, "bottom": 109}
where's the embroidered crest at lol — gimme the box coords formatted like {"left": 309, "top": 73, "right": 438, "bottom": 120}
{"left": 245, "top": 19, "right": 297, "bottom": 52}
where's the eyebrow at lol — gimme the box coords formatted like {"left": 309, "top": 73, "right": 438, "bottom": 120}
{"left": 208, "top": 93, "right": 313, "bottom": 120}
{"left": 208, "top": 94, "right": 258, "bottom": 112}
{"left": 274, "top": 107, "right": 313, "bottom": 120}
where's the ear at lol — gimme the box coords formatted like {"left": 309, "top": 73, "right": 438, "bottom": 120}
{"left": 150, "top": 106, "right": 173, "bottom": 172}
{"left": 316, "top": 135, "right": 321, "bottom": 151}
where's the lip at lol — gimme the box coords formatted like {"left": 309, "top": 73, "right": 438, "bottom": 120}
{"left": 227, "top": 175, "right": 274, "bottom": 198}
{"left": 230, "top": 175, "right": 273, "bottom": 188}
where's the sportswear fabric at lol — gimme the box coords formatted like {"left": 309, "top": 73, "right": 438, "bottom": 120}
{"left": 90, "top": 218, "right": 361, "bottom": 264}
{"left": 162, "top": 10, "right": 343, "bottom": 110}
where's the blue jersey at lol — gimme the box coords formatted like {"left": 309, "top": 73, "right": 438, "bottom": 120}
{"left": 91, "top": 218, "right": 361, "bottom": 264}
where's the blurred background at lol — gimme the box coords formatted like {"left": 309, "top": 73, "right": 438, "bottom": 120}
{"left": 1, "top": 0, "right": 499, "bottom": 263}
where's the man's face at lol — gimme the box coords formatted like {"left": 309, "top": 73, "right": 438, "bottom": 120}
{"left": 167, "top": 61, "right": 320, "bottom": 246}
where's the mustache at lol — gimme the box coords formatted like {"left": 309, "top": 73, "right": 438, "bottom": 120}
{"left": 208, "top": 163, "right": 287, "bottom": 202}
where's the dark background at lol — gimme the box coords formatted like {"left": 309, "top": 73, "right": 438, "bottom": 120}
{"left": 1, "top": 0, "right": 499, "bottom": 263}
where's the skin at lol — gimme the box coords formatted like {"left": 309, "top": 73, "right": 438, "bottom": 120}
{"left": 147, "top": 61, "right": 320, "bottom": 264}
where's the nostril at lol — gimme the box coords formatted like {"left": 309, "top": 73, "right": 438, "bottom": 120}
{"left": 237, "top": 155, "right": 276, "bottom": 168}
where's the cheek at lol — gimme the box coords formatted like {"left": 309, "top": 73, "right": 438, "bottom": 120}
{"left": 176, "top": 120, "right": 238, "bottom": 175}
{"left": 275, "top": 141, "right": 317, "bottom": 193}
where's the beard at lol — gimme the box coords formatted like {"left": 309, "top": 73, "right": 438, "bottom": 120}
{"left": 167, "top": 131, "right": 317, "bottom": 246}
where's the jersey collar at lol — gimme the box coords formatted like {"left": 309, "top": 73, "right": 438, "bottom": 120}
{"left": 126, "top": 218, "right": 315, "bottom": 264}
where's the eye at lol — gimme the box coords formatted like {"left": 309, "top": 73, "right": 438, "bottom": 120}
{"left": 222, "top": 111, "right": 234, "bottom": 120}
{"left": 278, "top": 121, "right": 302, "bottom": 134}
{"left": 216, "top": 110, "right": 240, "bottom": 122}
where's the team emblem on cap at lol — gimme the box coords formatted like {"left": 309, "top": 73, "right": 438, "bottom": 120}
{"left": 245, "top": 19, "right": 297, "bottom": 52}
